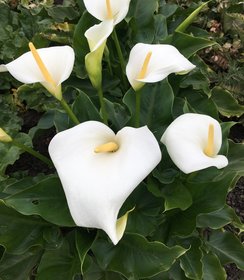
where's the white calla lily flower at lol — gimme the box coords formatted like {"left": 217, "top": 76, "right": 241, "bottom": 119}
{"left": 85, "top": 20, "right": 113, "bottom": 89}
{"left": 49, "top": 121, "right": 161, "bottom": 244}
{"left": 161, "top": 113, "right": 228, "bottom": 174}
{"left": 83, "top": 0, "right": 131, "bottom": 25}
{"left": 0, "top": 44, "right": 75, "bottom": 100}
{"left": 126, "top": 43, "right": 196, "bottom": 91}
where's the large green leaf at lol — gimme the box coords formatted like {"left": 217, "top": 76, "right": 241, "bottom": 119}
{"left": 211, "top": 86, "right": 244, "bottom": 118}
{"left": 168, "top": 174, "right": 234, "bottom": 236}
{"left": 171, "top": 31, "right": 216, "bottom": 58}
{"left": 128, "top": 0, "right": 158, "bottom": 43}
{"left": 104, "top": 99, "right": 130, "bottom": 131}
{"left": 83, "top": 256, "right": 126, "bottom": 280}
{"left": 4, "top": 176, "right": 75, "bottom": 227}
{"left": 177, "top": 89, "right": 219, "bottom": 119}
{"left": 0, "top": 201, "right": 49, "bottom": 254}
{"left": 92, "top": 233, "right": 187, "bottom": 279}
{"left": 197, "top": 205, "right": 244, "bottom": 231}
{"left": 75, "top": 229, "right": 97, "bottom": 274}
{"left": 179, "top": 237, "right": 203, "bottom": 280}
{"left": 154, "top": 14, "right": 168, "bottom": 43}
{"left": 226, "top": 141, "right": 244, "bottom": 176}
{"left": 162, "top": 180, "right": 192, "bottom": 211}
{"left": 207, "top": 231, "right": 244, "bottom": 270}
{"left": 123, "top": 183, "right": 163, "bottom": 236}
{"left": 0, "top": 246, "right": 43, "bottom": 280}
{"left": 123, "top": 79, "right": 174, "bottom": 133}
{"left": 158, "top": 2, "right": 178, "bottom": 18}
{"left": 202, "top": 252, "right": 227, "bottom": 280}
{"left": 2, "top": 176, "right": 51, "bottom": 199}
{"left": 168, "top": 261, "right": 192, "bottom": 280}
{"left": 37, "top": 231, "right": 81, "bottom": 280}
{"left": 72, "top": 89, "right": 101, "bottom": 123}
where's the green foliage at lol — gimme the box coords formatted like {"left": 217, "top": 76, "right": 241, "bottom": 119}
{"left": 4, "top": 176, "right": 75, "bottom": 226}
{"left": 0, "top": 0, "right": 243, "bottom": 279}
{"left": 92, "top": 233, "right": 187, "bottom": 279}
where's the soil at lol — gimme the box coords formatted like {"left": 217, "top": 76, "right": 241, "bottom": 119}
{"left": 225, "top": 177, "right": 244, "bottom": 280}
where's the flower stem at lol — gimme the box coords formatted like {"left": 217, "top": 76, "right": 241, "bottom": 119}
{"left": 97, "top": 87, "right": 108, "bottom": 125}
{"left": 135, "top": 89, "right": 142, "bottom": 128}
{"left": 60, "top": 98, "right": 80, "bottom": 125}
{"left": 11, "top": 139, "right": 53, "bottom": 167}
{"left": 112, "top": 29, "right": 127, "bottom": 88}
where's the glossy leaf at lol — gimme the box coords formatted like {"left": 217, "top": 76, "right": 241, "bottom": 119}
{"left": 123, "top": 79, "right": 174, "bottom": 132}
{"left": 197, "top": 205, "right": 244, "bottom": 231}
{"left": 178, "top": 89, "right": 219, "bottom": 119}
{"left": 0, "top": 246, "right": 43, "bottom": 280}
{"left": 4, "top": 176, "right": 75, "bottom": 227}
{"left": 179, "top": 237, "right": 203, "bottom": 280}
{"left": 211, "top": 86, "right": 244, "bottom": 118}
{"left": 128, "top": 0, "right": 158, "bottom": 43}
{"left": 169, "top": 261, "right": 192, "bottom": 280}
{"left": 37, "top": 231, "right": 81, "bottom": 280}
{"left": 83, "top": 257, "right": 126, "bottom": 280}
{"left": 124, "top": 183, "right": 163, "bottom": 236}
{"left": 72, "top": 89, "right": 101, "bottom": 123}
{"left": 171, "top": 31, "right": 216, "bottom": 58}
{"left": 0, "top": 201, "right": 48, "bottom": 254}
{"left": 162, "top": 181, "right": 192, "bottom": 211}
{"left": 154, "top": 14, "right": 168, "bottom": 43}
{"left": 207, "top": 231, "right": 244, "bottom": 270}
{"left": 226, "top": 141, "right": 244, "bottom": 176}
{"left": 158, "top": 3, "right": 178, "bottom": 18}
{"left": 104, "top": 99, "right": 130, "bottom": 131}
{"left": 75, "top": 228, "right": 97, "bottom": 274}
{"left": 202, "top": 252, "right": 227, "bottom": 280}
{"left": 168, "top": 174, "right": 234, "bottom": 236}
{"left": 92, "top": 233, "right": 187, "bottom": 279}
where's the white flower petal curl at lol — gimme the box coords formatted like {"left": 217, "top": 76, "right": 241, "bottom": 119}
{"left": 126, "top": 43, "right": 196, "bottom": 91}
{"left": 161, "top": 113, "right": 228, "bottom": 174}
{"left": 1, "top": 46, "right": 75, "bottom": 86}
{"left": 85, "top": 20, "right": 113, "bottom": 52}
{"left": 49, "top": 121, "right": 161, "bottom": 245}
{"left": 83, "top": 0, "right": 131, "bottom": 25}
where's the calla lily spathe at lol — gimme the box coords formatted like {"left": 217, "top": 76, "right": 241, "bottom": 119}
{"left": 161, "top": 113, "right": 228, "bottom": 174}
{"left": 0, "top": 128, "right": 12, "bottom": 143}
{"left": 126, "top": 43, "right": 196, "bottom": 91}
{"left": 85, "top": 20, "right": 113, "bottom": 89}
{"left": 49, "top": 121, "right": 161, "bottom": 244}
{"left": 83, "top": 0, "right": 131, "bottom": 25}
{"left": 0, "top": 45, "right": 75, "bottom": 100}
